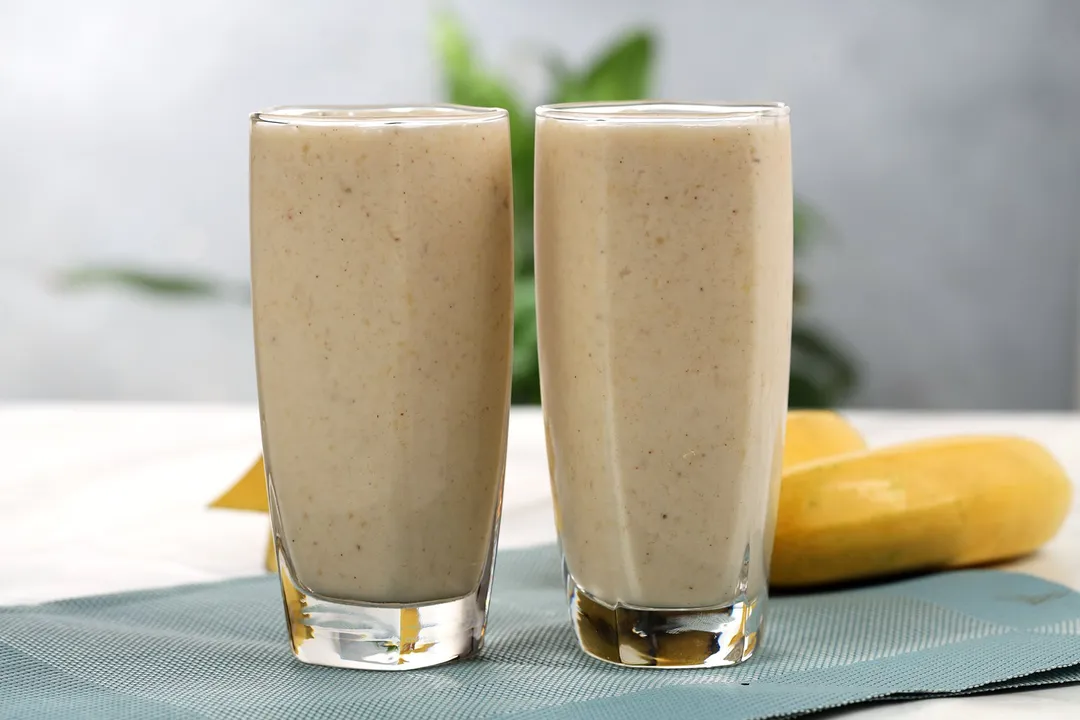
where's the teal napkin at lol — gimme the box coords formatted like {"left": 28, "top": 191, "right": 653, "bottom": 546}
{"left": 3, "top": 545, "right": 1079, "bottom": 719}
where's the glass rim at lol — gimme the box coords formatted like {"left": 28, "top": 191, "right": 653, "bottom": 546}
{"left": 535, "top": 100, "right": 789, "bottom": 124}
{"left": 251, "top": 104, "right": 508, "bottom": 127}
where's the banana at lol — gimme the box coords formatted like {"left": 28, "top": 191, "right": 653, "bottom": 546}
{"left": 210, "top": 456, "right": 268, "bottom": 512}
{"left": 772, "top": 436, "right": 1072, "bottom": 588}
{"left": 782, "top": 410, "right": 865, "bottom": 469}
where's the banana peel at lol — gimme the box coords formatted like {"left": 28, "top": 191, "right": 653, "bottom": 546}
{"left": 212, "top": 413, "right": 1072, "bottom": 587}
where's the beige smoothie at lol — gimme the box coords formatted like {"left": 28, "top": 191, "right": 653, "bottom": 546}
{"left": 535, "top": 103, "right": 792, "bottom": 610}
{"left": 250, "top": 107, "right": 513, "bottom": 605}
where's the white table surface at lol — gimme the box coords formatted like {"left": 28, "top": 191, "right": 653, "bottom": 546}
{"left": 2, "top": 404, "right": 1079, "bottom": 718}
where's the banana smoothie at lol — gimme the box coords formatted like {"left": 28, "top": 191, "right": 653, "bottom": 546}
{"left": 535, "top": 103, "right": 792, "bottom": 611}
{"left": 251, "top": 106, "right": 513, "bottom": 605}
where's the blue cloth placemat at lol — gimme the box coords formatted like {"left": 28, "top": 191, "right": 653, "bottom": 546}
{"left": 2, "top": 545, "right": 1080, "bottom": 719}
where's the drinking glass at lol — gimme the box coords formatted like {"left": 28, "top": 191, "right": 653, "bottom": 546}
{"left": 534, "top": 101, "right": 792, "bottom": 667}
{"left": 250, "top": 105, "right": 514, "bottom": 670}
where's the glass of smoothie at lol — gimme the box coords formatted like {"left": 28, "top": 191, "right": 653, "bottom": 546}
{"left": 534, "top": 101, "right": 792, "bottom": 668}
{"left": 250, "top": 105, "right": 514, "bottom": 670}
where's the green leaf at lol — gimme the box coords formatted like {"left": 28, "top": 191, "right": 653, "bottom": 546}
{"left": 793, "top": 276, "right": 809, "bottom": 308}
{"left": 431, "top": 14, "right": 531, "bottom": 153}
{"left": 793, "top": 200, "right": 826, "bottom": 253}
{"left": 512, "top": 277, "right": 542, "bottom": 404}
{"left": 788, "top": 373, "right": 830, "bottom": 409}
{"left": 433, "top": 12, "right": 535, "bottom": 275}
{"left": 789, "top": 322, "right": 858, "bottom": 408}
{"left": 509, "top": 122, "right": 535, "bottom": 268}
{"left": 514, "top": 212, "right": 535, "bottom": 279}
{"left": 433, "top": 14, "right": 512, "bottom": 110}
{"left": 552, "top": 31, "right": 654, "bottom": 104}
{"left": 56, "top": 267, "right": 249, "bottom": 302}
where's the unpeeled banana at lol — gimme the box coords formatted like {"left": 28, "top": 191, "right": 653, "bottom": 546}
{"left": 773, "top": 426, "right": 1072, "bottom": 588}
{"left": 782, "top": 410, "right": 867, "bottom": 467}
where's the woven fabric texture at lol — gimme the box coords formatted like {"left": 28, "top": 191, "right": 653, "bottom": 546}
{"left": 3, "top": 545, "right": 1080, "bottom": 719}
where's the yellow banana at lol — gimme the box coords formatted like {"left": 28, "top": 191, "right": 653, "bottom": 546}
{"left": 782, "top": 410, "right": 865, "bottom": 469}
{"left": 773, "top": 436, "right": 1072, "bottom": 588}
{"left": 210, "top": 456, "right": 268, "bottom": 512}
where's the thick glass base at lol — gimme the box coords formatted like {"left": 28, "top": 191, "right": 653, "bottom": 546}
{"left": 566, "top": 572, "right": 765, "bottom": 668}
{"left": 276, "top": 547, "right": 489, "bottom": 671}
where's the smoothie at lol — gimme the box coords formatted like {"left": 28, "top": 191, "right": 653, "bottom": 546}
{"left": 251, "top": 106, "right": 513, "bottom": 605}
{"left": 535, "top": 103, "right": 792, "bottom": 610}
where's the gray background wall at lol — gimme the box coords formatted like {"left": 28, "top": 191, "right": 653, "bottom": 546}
{"left": 1, "top": 0, "right": 1078, "bottom": 408}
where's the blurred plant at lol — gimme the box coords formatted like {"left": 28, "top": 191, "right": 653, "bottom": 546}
{"left": 434, "top": 14, "right": 856, "bottom": 407}
{"left": 58, "top": 14, "right": 857, "bottom": 408}
{"left": 57, "top": 267, "right": 250, "bottom": 302}
{"left": 436, "top": 17, "right": 651, "bottom": 404}
{"left": 787, "top": 207, "right": 859, "bottom": 407}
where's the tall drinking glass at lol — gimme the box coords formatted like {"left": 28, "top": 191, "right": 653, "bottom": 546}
{"left": 534, "top": 102, "right": 792, "bottom": 668}
{"left": 250, "top": 105, "right": 514, "bottom": 670}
